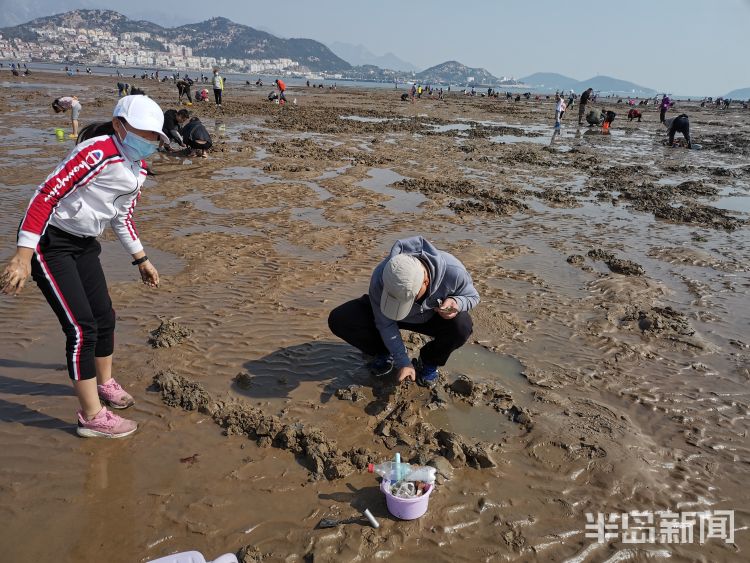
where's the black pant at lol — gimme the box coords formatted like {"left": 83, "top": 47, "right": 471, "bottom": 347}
{"left": 185, "top": 138, "right": 213, "bottom": 151}
{"left": 660, "top": 108, "right": 667, "bottom": 123}
{"left": 668, "top": 115, "right": 690, "bottom": 146}
{"left": 214, "top": 88, "right": 222, "bottom": 105}
{"left": 30, "top": 226, "right": 116, "bottom": 381}
{"left": 178, "top": 85, "right": 193, "bottom": 102}
{"left": 328, "top": 294, "right": 473, "bottom": 367}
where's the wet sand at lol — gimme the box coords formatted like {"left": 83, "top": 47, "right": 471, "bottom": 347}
{"left": 0, "top": 72, "right": 748, "bottom": 562}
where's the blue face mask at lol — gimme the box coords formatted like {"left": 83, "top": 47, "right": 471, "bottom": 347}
{"left": 119, "top": 130, "right": 157, "bottom": 161}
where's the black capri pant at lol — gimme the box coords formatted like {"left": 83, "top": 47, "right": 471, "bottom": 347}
{"left": 30, "top": 226, "right": 116, "bottom": 381}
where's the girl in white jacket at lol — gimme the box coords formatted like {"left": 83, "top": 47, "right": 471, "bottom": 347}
{"left": 1, "top": 95, "right": 168, "bottom": 438}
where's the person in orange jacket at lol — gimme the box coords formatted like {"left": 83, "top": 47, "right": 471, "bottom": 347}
{"left": 275, "top": 78, "right": 287, "bottom": 102}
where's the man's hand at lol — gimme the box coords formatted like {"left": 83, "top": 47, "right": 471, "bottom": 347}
{"left": 397, "top": 365, "right": 416, "bottom": 383}
{"left": 139, "top": 261, "right": 159, "bottom": 287}
{"left": 434, "top": 297, "right": 459, "bottom": 319}
{"left": 1, "top": 247, "right": 34, "bottom": 296}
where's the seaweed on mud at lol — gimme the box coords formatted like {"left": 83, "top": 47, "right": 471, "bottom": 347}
{"left": 652, "top": 203, "right": 743, "bottom": 231}
{"left": 615, "top": 179, "right": 744, "bottom": 231}
{"left": 268, "top": 138, "right": 390, "bottom": 166}
{"left": 497, "top": 145, "right": 551, "bottom": 166}
{"left": 467, "top": 124, "right": 528, "bottom": 139}
{"left": 265, "top": 106, "right": 426, "bottom": 135}
{"left": 534, "top": 188, "right": 581, "bottom": 207}
{"left": 587, "top": 249, "right": 644, "bottom": 276}
{"left": 706, "top": 132, "right": 750, "bottom": 156}
{"left": 673, "top": 179, "right": 718, "bottom": 198}
{"left": 394, "top": 177, "right": 527, "bottom": 215}
{"left": 449, "top": 198, "right": 525, "bottom": 216}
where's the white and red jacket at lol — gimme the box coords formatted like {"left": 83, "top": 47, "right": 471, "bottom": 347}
{"left": 18, "top": 135, "right": 148, "bottom": 255}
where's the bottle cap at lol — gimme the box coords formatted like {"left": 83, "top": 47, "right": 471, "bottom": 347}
{"left": 367, "top": 463, "right": 374, "bottom": 473}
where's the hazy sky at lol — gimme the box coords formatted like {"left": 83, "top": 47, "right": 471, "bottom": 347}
{"left": 2, "top": 0, "right": 749, "bottom": 95}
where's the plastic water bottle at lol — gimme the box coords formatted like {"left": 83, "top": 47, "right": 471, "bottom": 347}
{"left": 367, "top": 461, "right": 412, "bottom": 481}
{"left": 402, "top": 466, "right": 437, "bottom": 483}
{"left": 367, "top": 462, "right": 436, "bottom": 483}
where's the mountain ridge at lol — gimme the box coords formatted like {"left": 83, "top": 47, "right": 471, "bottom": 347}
{"left": 521, "top": 71, "right": 656, "bottom": 96}
{"left": 327, "top": 41, "right": 417, "bottom": 73}
{"left": 0, "top": 9, "right": 351, "bottom": 72}
{"left": 417, "top": 60, "right": 499, "bottom": 85}
{"left": 725, "top": 87, "right": 750, "bottom": 99}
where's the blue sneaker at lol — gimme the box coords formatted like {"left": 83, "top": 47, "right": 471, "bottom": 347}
{"left": 413, "top": 358, "right": 439, "bottom": 388}
{"left": 367, "top": 354, "right": 393, "bottom": 377}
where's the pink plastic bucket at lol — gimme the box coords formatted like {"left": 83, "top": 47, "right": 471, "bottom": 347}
{"left": 380, "top": 479, "right": 433, "bottom": 520}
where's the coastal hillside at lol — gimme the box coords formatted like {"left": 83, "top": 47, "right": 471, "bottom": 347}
{"left": 520, "top": 72, "right": 580, "bottom": 91}
{"left": 416, "top": 61, "right": 499, "bottom": 85}
{"left": 726, "top": 87, "right": 750, "bottom": 99}
{"left": 578, "top": 75, "right": 656, "bottom": 96}
{"left": 0, "top": 9, "right": 352, "bottom": 72}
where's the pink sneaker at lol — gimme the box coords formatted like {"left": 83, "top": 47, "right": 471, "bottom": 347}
{"left": 77, "top": 407, "right": 137, "bottom": 438}
{"left": 97, "top": 378, "right": 135, "bottom": 409}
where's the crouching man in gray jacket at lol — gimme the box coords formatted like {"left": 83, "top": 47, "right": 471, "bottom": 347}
{"left": 328, "top": 236, "right": 479, "bottom": 388}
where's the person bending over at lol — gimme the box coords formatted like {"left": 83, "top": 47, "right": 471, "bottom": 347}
{"left": 176, "top": 109, "right": 213, "bottom": 157}
{"left": 666, "top": 114, "right": 691, "bottom": 148}
{"left": 161, "top": 108, "right": 185, "bottom": 150}
{"left": 1, "top": 95, "right": 166, "bottom": 438}
{"left": 627, "top": 108, "right": 642, "bottom": 122}
{"left": 176, "top": 78, "right": 193, "bottom": 104}
{"left": 274, "top": 78, "right": 287, "bottom": 102}
{"left": 601, "top": 110, "right": 616, "bottom": 130}
{"left": 585, "top": 109, "right": 602, "bottom": 126}
{"left": 52, "top": 96, "right": 82, "bottom": 137}
{"left": 328, "top": 236, "right": 479, "bottom": 388}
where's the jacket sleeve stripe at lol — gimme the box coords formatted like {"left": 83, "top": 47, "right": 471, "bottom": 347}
{"left": 20, "top": 140, "right": 120, "bottom": 236}
{"left": 124, "top": 192, "right": 141, "bottom": 241}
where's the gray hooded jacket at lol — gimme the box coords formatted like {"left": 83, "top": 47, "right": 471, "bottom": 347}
{"left": 368, "top": 236, "right": 480, "bottom": 368}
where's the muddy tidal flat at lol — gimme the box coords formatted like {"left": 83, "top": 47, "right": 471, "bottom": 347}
{"left": 0, "top": 72, "right": 749, "bottom": 562}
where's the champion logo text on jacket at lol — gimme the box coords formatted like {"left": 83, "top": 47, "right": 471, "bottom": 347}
{"left": 18, "top": 135, "right": 148, "bottom": 255}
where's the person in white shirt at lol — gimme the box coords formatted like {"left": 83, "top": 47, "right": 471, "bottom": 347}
{"left": 212, "top": 69, "right": 224, "bottom": 106}
{"left": 1, "top": 95, "right": 168, "bottom": 439}
{"left": 555, "top": 93, "right": 567, "bottom": 128}
{"left": 52, "top": 95, "right": 82, "bottom": 137}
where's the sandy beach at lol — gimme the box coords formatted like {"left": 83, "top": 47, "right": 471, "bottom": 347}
{"left": 0, "top": 72, "right": 748, "bottom": 562}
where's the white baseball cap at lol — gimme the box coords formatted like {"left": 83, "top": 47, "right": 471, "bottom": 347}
{"left": 380, "top": 254, "right": 425, "bottom": 320}
{"left": 113, "top": 95, "right": 168, "bottom": 143}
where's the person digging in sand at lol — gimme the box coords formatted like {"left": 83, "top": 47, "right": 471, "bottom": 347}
{"left": 161, "top": 108, "right": 186, "bottom": 151}
{"left": 664, "top": 113, "right": 692, "bottom": 148}
{"left": 175, "top": 109, "right": 212, "bottom": 157}
{"left": 0, "top": 95, "right": 166, "bottom": 438}
{"left": 627, "top": 108, "right": 643, "bottom": 122}
{"left": 328, "top": 236, "right": 479, "bottom": 388}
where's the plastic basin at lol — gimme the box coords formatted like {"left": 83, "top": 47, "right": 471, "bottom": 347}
{"left": 381, "top": 479, "right": 433, "bottom": 520}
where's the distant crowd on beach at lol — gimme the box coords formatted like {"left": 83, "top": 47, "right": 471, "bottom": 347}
{"left": 7, "top": 59, "right": 750, "bottom": 155}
